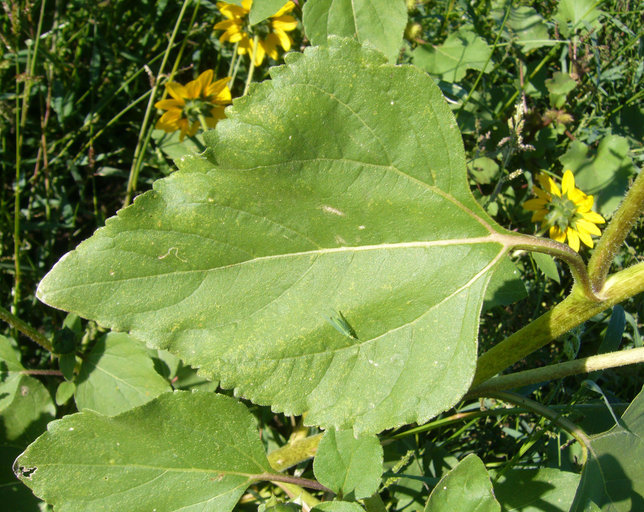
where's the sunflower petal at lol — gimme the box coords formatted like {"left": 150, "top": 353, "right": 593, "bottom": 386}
{"left": 272, "top": 15, "right": 298, "bottom": 32}
{"left": 154, "top": 99, "right": 184, "bottom": 110}
{"left": 166, "top": 82, "right": 188, "bottom": 101}
{"left": 549, "top": 226, "right": 566, "bottom": 243}
{"left": 581, "top": 210, "right": 606, "bottom": 224}
{"left": 561, "top": 170, "right": 575, "bottom": 196}
{"left": 538, "top": 174, "right": 561, "bottom": 197}
{"left": 523, "top": 198, "right": 547, "bottom": 211}
{"left": 271, "top": 1, "right": 295, "bottom": 17}
{"left": 566, "top": 228, "right": 580, "bottom": 252}
{"left": 576, "top": 227, "right": 594, "bottom": 248}
{"left": 575, "top": 218, "right": 602, "bottom": 236}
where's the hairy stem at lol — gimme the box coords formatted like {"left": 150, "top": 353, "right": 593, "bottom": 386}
{"left": 473, "top": 261, "right": 644, "bottom": 386}
{"left": 268, "top": 433, "right": 322, "bottom": 472}
{"left": 469, "top": 347, "right": 644, "bottom": 396}
{"left": 588, "top": 169, "right": 644, "bottom": 292}
{"left": 0, "top": 305, "right": 54, "bottom": 352}
{"left": 482, "top": 392, "right": 591, "bottom": 466}
{"left": 253, "top": 472, "right": 331, "bottom": 493}
{"left": 496, "top": 232, "right": 597, "bottom": 300}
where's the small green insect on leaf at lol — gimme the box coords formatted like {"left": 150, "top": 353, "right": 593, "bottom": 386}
{"left": 326, "top": 310, "right": 359, "bottom": 340}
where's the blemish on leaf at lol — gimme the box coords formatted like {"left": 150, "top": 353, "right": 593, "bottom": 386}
{"left": 16, "top": 465, "right": 37, "bottom": 479}
{"left": 321, "top": 205, "right": 345, "bottom": 216}
{"left": 158, "top": 247, "right": 187, "bottom": 263}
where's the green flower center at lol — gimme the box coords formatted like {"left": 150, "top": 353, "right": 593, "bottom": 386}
{"left": 245, "top": 17, "right": 272, "bottom": 39}
{"left": 183, "top": 98, "right": 215, "bottom": 121}
{"left": 544, "top": 194, "right": 578, "bottom": 232}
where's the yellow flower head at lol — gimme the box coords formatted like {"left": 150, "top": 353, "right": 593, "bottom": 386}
{"left": 524, "top": 170, "right": 606, "bottom": 252}
{"left": 214, "top": 1, "right": 297, "bottom": 66}
{"left": 154, "top": 70, "right": 231, "bottom": 141}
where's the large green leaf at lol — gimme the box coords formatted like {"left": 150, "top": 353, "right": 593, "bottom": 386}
{"left": 571, "top": 386, "right": 644, "bottom": 511}
{"left": 15, "top": 392, "right": 273, "bottom": 512}
{"left": 424, "top": 454, "right": 500, "bottom": 512}
{"left": 302, "top": 0, "right": 407, "bottom": 63}
{"left": 37, "top": 37, "right": 512, "bottom": 434}
{"left": 74, "top": 332, "right": 171, "bottom": 415}
{"left": 313, "top": 429, "right": 383, "bottom": 499}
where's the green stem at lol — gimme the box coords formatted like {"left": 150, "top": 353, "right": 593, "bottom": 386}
{"left": 436, "top": 0, "right": 456, "bottom": 41}
{"left": 497, "top": 233, "right": 597, "bottom": 301}
{"left": 244, "top": 34, "right": 259, "bottom": 96}
{"left": 21, "top": 369, "right": 64, "bottom": 376}
{"left": 252, "top": 472, "right": 331, "bottom": 493}
{"left": 273, "top": 482, "right": 320, "bottom": 511}
{"left": 482, "top": 392, "right": 591, "bottom": 466}
{"left": 389, "top": 403, "right": 624, "bottom": 440}
{"left": 496, "top": 43, "right": 561, "bottom": 118}
{"left": 124, "top": 0, "right": 194, "bottom": 207}
{"left": 0, "top": 304, "right": 54, "bottom": 352}
{"left": 457, "top": 3, "right": 510, "bottom": 117}
{"left": 472, "top": 260, "right": 644, "bottom": 387}
{"left": 13, "top": 0, "right": 47, "bottom": 319}
{"left": 268, "top": 433, "right": 322, "bottom": 472}
{"left": 227, "top": 41, "right": 239, "bottom": 89}
{"left": 588, "top": 169, "right": 644, "bottom": 292}
{"left": 469, "top": 347, "right": 644, "bottom": 396}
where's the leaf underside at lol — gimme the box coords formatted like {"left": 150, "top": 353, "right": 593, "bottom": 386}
{"left": 37, "top": 38, "right": 509, "bottom": 434}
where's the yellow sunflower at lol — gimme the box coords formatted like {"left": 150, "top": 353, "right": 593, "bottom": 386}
{"left": 214, "top": 1, "right": 298, "bottom": 66}
{"left": 524, "top": 170, "right": 606, "bottom": 252}
{"left": 154, "top": 70, "right": 231, "bottom": 141}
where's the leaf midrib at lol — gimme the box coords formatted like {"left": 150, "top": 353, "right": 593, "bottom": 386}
{"left": 44, "top": 236, "right": 503, "bottom": 293}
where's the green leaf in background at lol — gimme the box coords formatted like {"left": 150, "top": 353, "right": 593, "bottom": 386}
{"left": 482, "top": 256, "right": 527, "bottom": 312}
{"left": 571, "top": 385, "right": 644, "bottom": 511}
{"left": 312, "top": 502, "right": 365, "bottom": 512}
{"left": 55, "top": 380, "right": 76, "bottom": 406}
{"left": 424, "top": 454, "right": 500, "bottom": 512}
{"left": 468, "top": 156, "right": 499, "bottom": 186}
{"left": 0, "top": 334, "right": 24, "bottom": 373}
{"left": 249, "top": 0, "right": 291, "bottom": 25}
{"left": 302, "top": 0, "right": 407, "bottom": 63}
{"left": 502, "top": 6, "right": 553, "bottom": 53}
{"left": 0, "top": 336, "right": 55, "bottom": 447}
{"left": 559, "top": 135, "right": 636, "bottom": 217}
{"left": 532, "top": 252, "right": 560, "bottom": 284}
{"left": 494, "top": 468, "right": 581, "bottom": 512}
{"left": 15, "top": 392, "right": 273, "bottom": 512}
{"left": 37, "top": 37, "right": 512, "bottom": 434}
{"left": 313, "top": 429, "right": 383, "bottom": 499}
{"left": 412, "top": 28, "right": 493, "bottom": 82}
{"left": 74, "top": 332, "right": 171, "bottom": 415}
{"left": 151, "top": 128, "right": 204, "bottom": 166}
{"left": 554, "top": 0, "right": 604, "bottom": 37}
{"left": 598, "top": 305, "right": 625, "bottom": 354}
{"left": 546, "top": 71, "right": 577, "bottom": 109}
